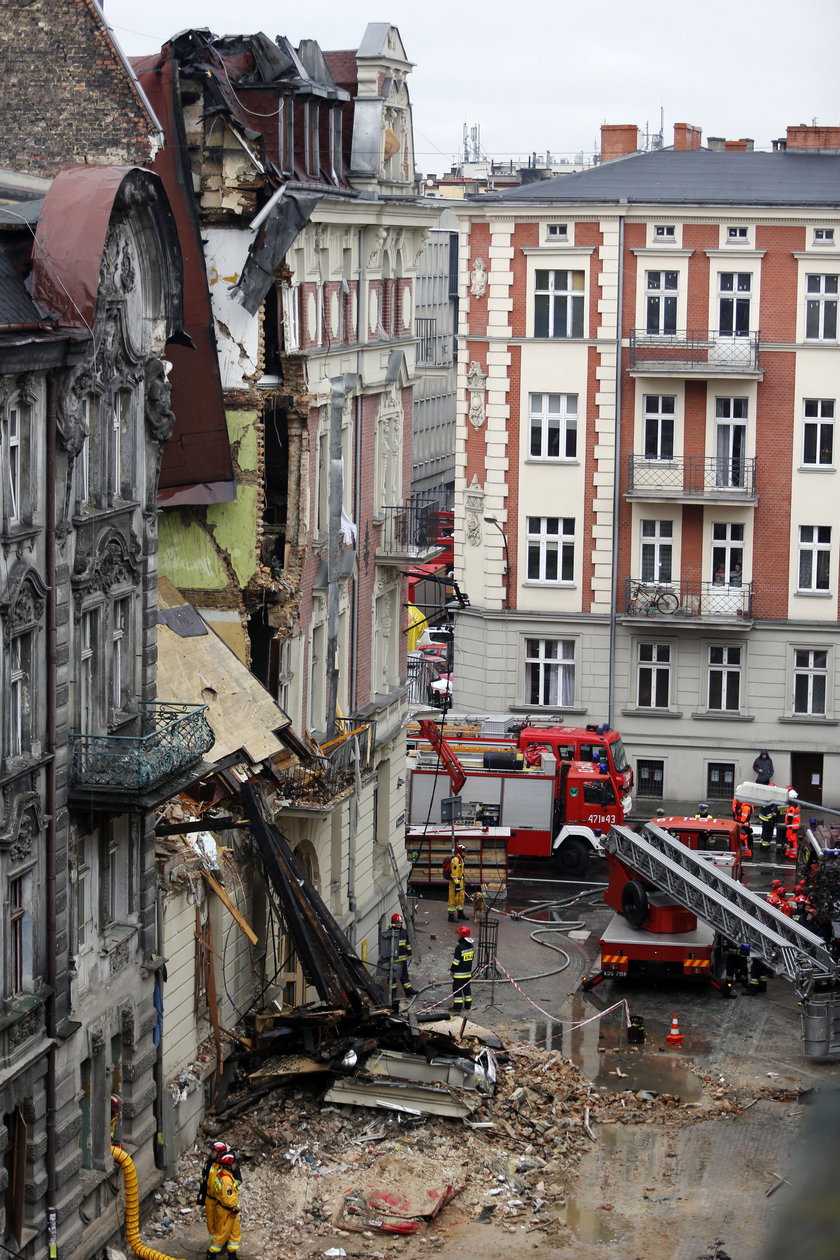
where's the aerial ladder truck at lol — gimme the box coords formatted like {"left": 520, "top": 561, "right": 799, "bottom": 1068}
{"left": 593, "top": 820, "right": 840, "bottom": 1058}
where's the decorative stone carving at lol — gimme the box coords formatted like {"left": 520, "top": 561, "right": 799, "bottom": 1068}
{"left": 0, "top": 567, "right": 48, "bottom": 642}
{"left": 465, "top": 474, "right": 485, "bottom": 547}
{"left": 121, "top": 1005, "right": 136, "bottom": 1046}
{"left": 470, "top": 257, "right": 487, "bottom": 298}
{"left": 413, "top": 229, "right": 430, "bottom": 266}
{"left": 8, "top": 1009, "right": 40, "bottom": 1048}
{"left": 144, "top": 358, "right": 176, "bottom": 443}
{"left": 56, "top": 363, "right": 94, "bottom": 456}
{"left": 110, "top": 940, "right": 131, "bottom": 974}
{"left": 0, "top": 790, "right": 44, "bottom": 857}
{"left": 72, "top": 531, "right": 141, "bottom": 603}
{"left": 368, "top": 227, "right": 388, "bottom": 269}
{"left": 466, "top": 361, "right": 488, "bottom": 430}
{"left": 91, "top": 1027, "right": 105, "bottom": 1056}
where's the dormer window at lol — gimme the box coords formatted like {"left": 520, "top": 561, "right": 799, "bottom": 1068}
{"left": 546, "top": 223, "right": 568, "bottom": 241}
{"left": 814, "top": 228, "right": 835, "bottom": 246}
{"left": 654, "top": 225, "right": 676, "bottom": 242}
{"left": 727, "top": 226, "right": 749, "bottom": 243}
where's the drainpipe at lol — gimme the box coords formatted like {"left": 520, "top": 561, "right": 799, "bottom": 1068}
{"left": 350, "top": 227, "right": 366, "bottom": 716}
{"left": 607, "top": 210, "right": 626, "bottom": 729}
{"left": 325, "top": 377, "right": 346, "bottom": 742}
{"left": 45, "top": 373, "right": 59, "bottom": 1253}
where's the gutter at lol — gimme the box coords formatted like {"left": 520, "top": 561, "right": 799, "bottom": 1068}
{"left": 45, "top": 372, "right": 58, "bottom": 1254}
{"left": 607, "top": 211, "right": 626, "bottom": 729}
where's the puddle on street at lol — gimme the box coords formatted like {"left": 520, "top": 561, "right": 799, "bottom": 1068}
{"left": 558, "top": 1200, "right": 622, "bottom": 1244}
{"left": 516, "top": 992, "right": 704, "bottom": 1102}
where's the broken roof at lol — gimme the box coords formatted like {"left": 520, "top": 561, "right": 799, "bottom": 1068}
{"left": 155, "top": 581, "right": 292, "bottom": 767}
{"left": 474, "top": 148, "right": 840, "bottom": 208}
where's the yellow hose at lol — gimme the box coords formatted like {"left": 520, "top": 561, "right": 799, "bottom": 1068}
{"left": 110, "top": 1145, "right": 188, "bottom": 1260}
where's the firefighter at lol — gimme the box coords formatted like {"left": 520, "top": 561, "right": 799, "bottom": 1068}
{"left": 747, "top": 956, "right": 771, "bottom": 995}
{"left": 757, "top": 801, "right": 778, "bottom": 851}
{"left": 450, "top": 925, "right": 475, "bottom": 1011}
{"left": 207, "top": 1151, "right": 241, "bottom": 1258}
{"left": 732, "top": 796, "right": 753, "bottom": 858}
{"left": 766, "top": 879, "right": 786, "bottom": 911}
{"left": 784, "top": 799, "right": 801, "bottom": 862}
{"left": 380, "top": 913, "right": 414, "bottom": 1009}
{"left": 198, "top": 1142, "right": 241, "bottom": 1212}
{"left": 447, "top": 844, "right": 467, "bottom": 922}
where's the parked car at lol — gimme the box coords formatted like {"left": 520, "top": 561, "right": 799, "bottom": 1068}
{"left": 417, "top": 623, "right": 453, "bottom": 651}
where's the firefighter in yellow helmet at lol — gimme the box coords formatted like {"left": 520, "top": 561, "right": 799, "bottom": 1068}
{"left": 447, "top": 845, "right": 467, "bottom": 922}
{"left": 207, "top": 1151, "right": 241, "bottom": 1258}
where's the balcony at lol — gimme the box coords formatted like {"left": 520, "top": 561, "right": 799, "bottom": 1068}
{"left": 629, "top": 330, "right": 762, "bottom": 377}
{"left": 627, "top": 455, "right": 757, "bottom": 503}
{"left": 376, "top": 491, "right": 447, "bottom": 563}
{"left": 70, "top": 702, "right": 214, "bottom": 808}
{"left": 271, "top": 717, "right": 376, "bottom": 810}
{"left": 621, "top": 578, "right": 753, "bottom": 625}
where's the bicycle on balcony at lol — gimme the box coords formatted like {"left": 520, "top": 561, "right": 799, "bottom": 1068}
{"left": 628, "top": 581, "right": 680, "bottom": 616}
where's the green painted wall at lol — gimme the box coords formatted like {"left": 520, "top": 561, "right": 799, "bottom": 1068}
{"left": 158, "top": 511, "right": 230, "bottom": 591}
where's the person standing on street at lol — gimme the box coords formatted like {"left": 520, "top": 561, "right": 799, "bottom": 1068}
{"left": 757, "top": 801, "right": 778, "bottom": 852}
{"left": 784, "top": 798, "right": 801, "bottom": 862}
{"left": 379, "top": 913, "right": 414, "bottom": 1009}
{"left": 207, "top": 1151, "right": 241, "bottom": 1258}
{"left": 732, "top": 796, "right": 754, "bottom": 858}
{"left": 450, "top": 925, "right": 475, "bottom": 1011}
{"left": 753, "top": 750, "right": 774, "bottom": 784}
{"left": 447, "top": 844, "right": 467, "bottom": 922}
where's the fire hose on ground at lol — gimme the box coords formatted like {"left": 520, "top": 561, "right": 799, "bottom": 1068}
{"left": 110, "top": 1144, "right": 187, "bottom": 1260}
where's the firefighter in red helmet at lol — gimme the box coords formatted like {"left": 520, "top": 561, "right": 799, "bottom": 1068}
{"left": 450, "top": 925, "right": 475, "bottom": 1012}
{"left": 379, "top": 912, "right": 414, "bottom": 1010}
{"left": 207, "top": 1150, "right": 241, "bottom": 1258}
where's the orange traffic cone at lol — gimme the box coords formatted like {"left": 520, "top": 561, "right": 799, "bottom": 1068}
{"left": 665, "top": 1013, "right": 684, "bottom": 1046}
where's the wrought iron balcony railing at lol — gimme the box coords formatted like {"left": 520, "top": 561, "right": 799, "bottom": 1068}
{"left": 70, "top": 702, "right": 214, "bottom": 793}
{"left": 272, "top": 717, "right": 376, "bottom": 809}
{"left": 623, "top": 577, "right": 753, "bottom": 620}
{"left": 627, "top": 454, "right": 757, "bottom": 498}
{"left": 629, "top": 330, "right": 761, "bottom": 373}
{"left": 376, "top": 490, "right": 446, "bottom": 561}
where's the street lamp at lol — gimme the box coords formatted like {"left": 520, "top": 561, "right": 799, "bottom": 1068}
{"left": 484, "top": 514, "right": 510, "bottom": 609}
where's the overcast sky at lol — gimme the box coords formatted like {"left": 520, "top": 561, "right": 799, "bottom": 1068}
{"left": 103, "top": 0, "right": 838, "bottom": 172}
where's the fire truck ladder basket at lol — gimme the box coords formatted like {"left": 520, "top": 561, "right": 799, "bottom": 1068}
{"left": 604, "top": 823, "right": 840, "bottom": 1058}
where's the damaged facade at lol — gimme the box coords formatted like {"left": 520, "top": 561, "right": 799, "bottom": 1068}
{"left": 133, "top": 24, "right": 441, "bottom": 952}
{"left": 0, "top": 158, "right": 203, "bottom": 1259}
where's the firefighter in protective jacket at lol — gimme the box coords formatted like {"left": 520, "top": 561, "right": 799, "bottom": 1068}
{"left": 207, "top": 1151, "right": 241, "bottom": 1257}
{"left": 451, "top": 925, "right": 475, "bottom": 1011}
{"left": 380, "top": 913, "right": 414, "bottom": 1008}
{"left": 732, "top": 797, "right": 753, "bottom": 858}
{"left": 447, "top": 845, "right": 467, "bottom": 922}
{"left": 784, "top": 800, "right": 801, "bottom": 861}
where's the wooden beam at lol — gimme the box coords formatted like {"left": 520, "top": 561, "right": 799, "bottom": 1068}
{"left": 201, "top": 870, "right": 259, "bottom": 945}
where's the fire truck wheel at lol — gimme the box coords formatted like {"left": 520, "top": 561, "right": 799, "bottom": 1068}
{"left": 555, "top": 837, "right": 590, "bottom": 877}
{"left": 621, "top": 880, "right": 649, "bottom": 928}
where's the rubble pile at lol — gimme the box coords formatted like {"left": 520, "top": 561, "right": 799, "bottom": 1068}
{"left": 145, "top": 1036, "right": 779, "bottom": 1253}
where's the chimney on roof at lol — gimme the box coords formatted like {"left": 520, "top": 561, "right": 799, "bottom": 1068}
{"left": 725, "top": 138, "right": 754, "bottom": 151}
{"left": 673, "top": 123, "right": 702, "bottom": 151}
{"left": 707, "top": 136, "right": 725, "bottom": 151}
{"left": 600, "top": 124, "right": 639, "bottom": 163}
{"left": 786, "top": 124, "right": 840, "bottom": 151}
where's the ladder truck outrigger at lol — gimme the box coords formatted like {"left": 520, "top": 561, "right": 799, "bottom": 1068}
{"left": 585, "top": 805, "right": 840, "bottom": 1058}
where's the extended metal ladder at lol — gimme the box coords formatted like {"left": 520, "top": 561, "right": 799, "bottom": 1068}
{"left": 604, "top": 823, "right": 840, "bottom": 1057}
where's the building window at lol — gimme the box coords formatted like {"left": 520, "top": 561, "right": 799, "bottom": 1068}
{"left": 637, "top": 758, "right": 664, "bottom": 798}
{"left": 654, "top": 225, "right": 676, "bottom": 241}
{"left": 793, "top": 648, "right": 827, "bottom": 715}
{"left": 546, "top": 223, "right": 568, "bottom": 240}
{"left": 718, "top": 272, "right": 751, "bottom": 336}
{"left": 707, "top": 762, "right": 735, "bottom": 799}
{"left": 640, "top": 519, "right": 673, "bottom": 583}
{"left": 111, "top": 597, "right": 132, "bottom": 713}
{"left": 803, "top": 399, "right": 835, "bottom": 466}
{"left": 642, "top": 395, "right": 675, "bottom": 460}
{"left": 645, "top": 271, "right": 678, "bottom": 334}
{"left": 306, "top": 101, "right": 320, "bottom": 177}
{"left": 805, "top": 274, "right": 838, "bottom": 340}
{"left": 2, "top": 393, "right": 33, "bottom": 528}
{"left": 79, "top": 608, "right": 100, "bottom": 733}
{"left": 8, "top": 632, "right": 33, "bottom": 760}
{"left": 814, "top": 228, "right": 835, "bottom": 246}
{"left": 715, "top": 397, "right": 748, "bottom": 487}
{"left": 524, "top": 638, "right": 575, "bottom": 707}
{"left": 637, "top": 642, "right": 671, "bottom": 708}
{"left": 727, "top": 226, "right": 748, "bottom": 243}
{"left": 711, "top": 522, "right": 744, "bottom": 585}
{"left": 282, "top": 282, "right": 301, "bottom": 351}
{"left": 9, "top": 872, "right": 32, "bottom": 996}
{"left": 5, "top": 404, "right": 20, "bottom": 524}
{"left": 529, "top": 392, "right": 578, "bottom": 459}
{"left": 708, "top": 645, "right": 741, "bottom": 710}
{"left": 534, "top": 269, "right": 584, "bottom": 338}
{"left": 798, "top": 525, "right": 831, "bottom": 591}
{"left": 526, "top": 516, "right": 575, "bottom": 583}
